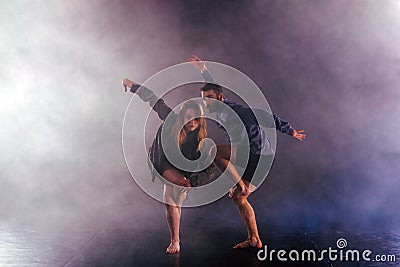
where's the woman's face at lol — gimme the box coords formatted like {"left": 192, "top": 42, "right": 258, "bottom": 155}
{"left": 183, "top": 108, "right": 199, "bottom": 132}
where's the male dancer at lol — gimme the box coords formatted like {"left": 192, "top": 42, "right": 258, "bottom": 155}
{"left": 187, "top": 55, "right": 306, "bottom": 249}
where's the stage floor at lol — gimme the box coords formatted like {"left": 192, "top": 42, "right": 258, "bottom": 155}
{"left": 1, "top": 218, "right": 399, "bottom": 267}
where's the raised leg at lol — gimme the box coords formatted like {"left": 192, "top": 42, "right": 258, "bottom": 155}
{"left": 214, "top": 144, "right": 251, "bottom": 194}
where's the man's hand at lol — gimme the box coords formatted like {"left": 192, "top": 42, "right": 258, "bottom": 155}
{"left": 186, "top": 54, "right": 207, "bottom": 72}
{"left": 292, "top": 130, "right": 306, "bottom": 141}
{"left": 122, "top": 78, "right": 136, "bottom": 92}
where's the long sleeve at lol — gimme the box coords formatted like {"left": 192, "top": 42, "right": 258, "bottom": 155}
{"left": 237, "top": 108, "right": 264, "bottom": 154}
{"left": 273, "top": 115, "right": 294, "bottom": 136}
{"left": 130, "top": 84, "right": 173, "bottom": 121}
{"left": 200, "top": 69, "right": 216, "bottom": 83}
{"left": 200, "top": 67, "right": 295, "bottom": 136}
{"left": 252, "top": 108, "right": 294, "bottom": 136}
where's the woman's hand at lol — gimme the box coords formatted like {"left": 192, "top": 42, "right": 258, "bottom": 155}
{"left": 228, "top": 182, "right": 250, "bottom": 199}
{"left": 238, "top": 181, "right": 250, "bottom": 197}
{"left": 122, "top": 78, "right": 136, "bottom": 92}
{"left": 177, "top": 178, "right": 191, "bottom": 193}
{"left": 186, "top": 54, "right": 207, "bottom": 73}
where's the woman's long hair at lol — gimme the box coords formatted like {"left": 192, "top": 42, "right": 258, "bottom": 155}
{"left": 172, "top": 100, "right": 207, "bottom": 152}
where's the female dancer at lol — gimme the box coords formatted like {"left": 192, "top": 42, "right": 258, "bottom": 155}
{"left": 122, "top": 78, "right": 207, "bottom": 253}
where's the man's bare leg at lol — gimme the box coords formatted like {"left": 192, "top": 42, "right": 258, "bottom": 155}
{"left": 214, "top": 144, "right": 262, "bottom": 249}
{"left": 230, "top": 183, "right": 262, "bottom": 249}
{"left": 163, "top": 169, "right": 188, "bottom": 253}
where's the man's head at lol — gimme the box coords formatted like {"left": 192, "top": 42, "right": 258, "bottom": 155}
{"left": 200, "top": 83, "right": 224, "bottom": 112}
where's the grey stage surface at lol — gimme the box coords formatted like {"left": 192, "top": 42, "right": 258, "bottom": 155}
{"left": 1, "top": 209, "right": 399, "bottom": 267}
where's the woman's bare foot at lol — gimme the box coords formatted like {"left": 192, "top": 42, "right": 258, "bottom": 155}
{"left": 166, "top": 241, "right": 180, "bottom": 253}
{"left": 233, "top": 237, "right": 262, "bottom": 249}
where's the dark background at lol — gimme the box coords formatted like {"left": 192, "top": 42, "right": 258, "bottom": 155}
{"left": 1, "top": 0, "right": 399, "bottom": 242}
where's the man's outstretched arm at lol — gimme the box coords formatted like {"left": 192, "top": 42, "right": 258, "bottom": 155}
{"left": 252, "top": 108, "right": 306, "bottom": 140}
{"left": 187, "top": 54, "right": 215, "bottom": 83}
{"left": 187, "top": 55, "right": 306, "bottom": 141}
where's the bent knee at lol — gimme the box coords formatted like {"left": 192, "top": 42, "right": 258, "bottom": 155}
{"left": 231, "top": 195, "right": 247, "bottom": 205}
{"left": 216, "top": 144, "right": 231, "bottom": 159}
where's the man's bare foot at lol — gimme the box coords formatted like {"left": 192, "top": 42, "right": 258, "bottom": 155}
{"left": 233, "top": 237, "right": 262, "bottom": 249}
{"left": 166, "top": 241, "right": 180, "bottom": 253}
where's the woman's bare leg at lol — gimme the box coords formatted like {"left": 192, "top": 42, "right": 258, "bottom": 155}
{"left": 162, "top": 169, "right": 188, "bottom": 253}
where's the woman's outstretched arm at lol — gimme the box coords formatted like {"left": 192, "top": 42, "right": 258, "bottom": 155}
{"left": 122, "top": 78, "right": 173, "bottom": 121}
